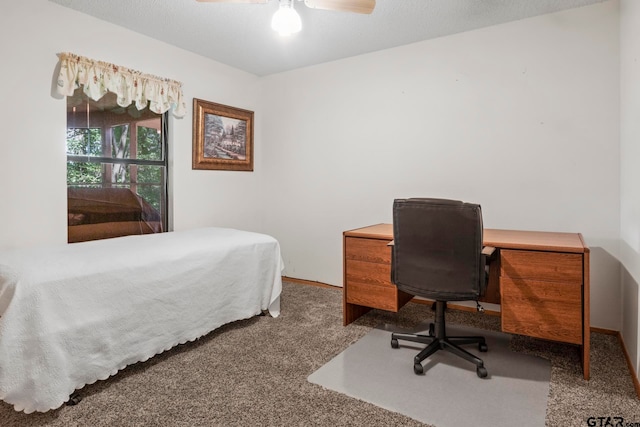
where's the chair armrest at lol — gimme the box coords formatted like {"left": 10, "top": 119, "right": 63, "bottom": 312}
{"left": 482, "top": 245, "right": 497, "bottom": 265}
{"left": 482, "top": 246, "right": 496, "bottom": 257}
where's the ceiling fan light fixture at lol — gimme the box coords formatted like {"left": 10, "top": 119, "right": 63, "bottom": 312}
{"left": 271, "top": 0, "right": 302, "bottom": 36}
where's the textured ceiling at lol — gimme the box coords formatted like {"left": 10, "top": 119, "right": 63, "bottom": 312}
{"left": 49, "top": 0, "right": 607, "bottom": 76}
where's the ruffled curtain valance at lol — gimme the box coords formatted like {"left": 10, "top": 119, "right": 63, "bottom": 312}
{"left": 56, "top": 52, "right": 186, "bottom": 118}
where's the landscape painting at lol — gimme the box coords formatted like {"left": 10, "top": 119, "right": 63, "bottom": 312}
{"left": 204, "top": 114, "right": 247, "bottom": 161}
{"left": 192, "top": 99, "right": 254, "bottom": 171}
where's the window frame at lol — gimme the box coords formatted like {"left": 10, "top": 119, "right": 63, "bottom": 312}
{"left": 65, "top": 92, "right": 170, "bottom": 235}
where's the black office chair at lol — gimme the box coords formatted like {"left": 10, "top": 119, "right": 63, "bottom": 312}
{"left": 390, "top": 198, "right": 495, "bottom": 378}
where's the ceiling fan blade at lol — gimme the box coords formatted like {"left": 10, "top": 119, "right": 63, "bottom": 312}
{"left": 304, "top": 0, "right": 375, "bottom": 14}
{"left": 196, "top": 0, "right": 268, "bottom": 3}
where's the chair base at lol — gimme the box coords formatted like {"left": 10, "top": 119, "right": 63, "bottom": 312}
{"left": 391, "top": 301, "right": 488, "bottom": 378}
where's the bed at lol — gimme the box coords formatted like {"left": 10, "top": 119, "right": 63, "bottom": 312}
{"left": 0, "top": 227, "right": 283, "bottom": 413}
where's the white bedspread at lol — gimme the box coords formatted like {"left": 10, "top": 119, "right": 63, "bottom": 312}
{"left": 0, "top": 227, "right": 283, "bottom": 413}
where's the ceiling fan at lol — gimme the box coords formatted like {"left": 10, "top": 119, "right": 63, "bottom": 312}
{"left": 196, "top": 0, "right": 376, "bottom": 36}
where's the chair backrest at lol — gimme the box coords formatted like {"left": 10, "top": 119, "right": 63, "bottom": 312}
{"left": 391, "top": 198, "right": 485, "bottom": 301}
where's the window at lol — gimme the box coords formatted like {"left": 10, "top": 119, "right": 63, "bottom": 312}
{"left": 66, "top": 88, "right": 169, "bottom": 243}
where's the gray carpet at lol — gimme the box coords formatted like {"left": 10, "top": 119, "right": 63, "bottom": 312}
{"left": 0, "top": 281, "right": 638, "bottom": 426}
{"left": 308, "top": 323, "right": 551, "bottom": 427}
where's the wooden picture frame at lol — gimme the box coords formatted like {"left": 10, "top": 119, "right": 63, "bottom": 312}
{"left": 192, "top": 98, "right": 254, "bottom": 171}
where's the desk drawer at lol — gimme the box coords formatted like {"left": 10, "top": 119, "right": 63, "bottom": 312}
{"left": 346, "top": 281, "right": 403, "bottom": 311}
{"left": 345, "top": 237, "right": 391, "bottom": 264}
{"left": 501, "top": 277, "right": 582, "bottom": 345}
{"left": 345, "top": 259, "right": 392, "bottom": 288}
{"left": 500, "top": 250, "right": 582, "bottom": 284}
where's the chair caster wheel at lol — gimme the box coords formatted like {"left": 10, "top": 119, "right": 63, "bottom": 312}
{"left": 414, "top": 363, "right": 424, "bottom": 375}
{"left": 479, "top": 343, "right": 488, "bottom": 352}
{"left": 391, "top": 338, "right": 399, "bottom": 349}
{"left": 477, "top": 366, "right": 488, "bottom": 378}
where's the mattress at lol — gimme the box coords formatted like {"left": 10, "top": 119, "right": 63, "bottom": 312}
{"left": 0, "top": 227, "right": 283, "bottom": 413}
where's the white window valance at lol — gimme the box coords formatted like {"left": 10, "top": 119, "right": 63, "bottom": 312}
{"left": 56, "top": 52, "right": 186, "bottom": 118}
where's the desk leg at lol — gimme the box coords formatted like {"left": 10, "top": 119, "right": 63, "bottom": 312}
{"left": 582, "top": 249, "right": 591, "bottom": 380}
{"left": 343, "top": 302, "right": 372, "bottom": 326}
{"left": 582, "top": 343, "right": 590, "bottom": 380}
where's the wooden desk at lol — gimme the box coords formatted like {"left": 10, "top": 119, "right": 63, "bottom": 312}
{"left": 343, "top": 224, "right": 590, "bottom": 380}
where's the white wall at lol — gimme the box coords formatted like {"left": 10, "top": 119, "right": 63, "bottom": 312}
{"left": 0, "top": 1, "right": 627, "bottom": 335}
{"left": 261, "top": 1, "right": 621, "bottom": 330}
{"left": 620, "top": 0, "right": 640, "bottom": 380}
{"left": 0, "top": 1, "right": 264, "bottom": 250}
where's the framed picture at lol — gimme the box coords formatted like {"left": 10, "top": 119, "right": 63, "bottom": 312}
{"left": 192, "top": 98, "right": 254, "bottom": 171}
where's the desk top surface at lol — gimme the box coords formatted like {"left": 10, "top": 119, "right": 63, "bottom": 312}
{"left": 344, "top": 223, "right": 588, "bottom": 253}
